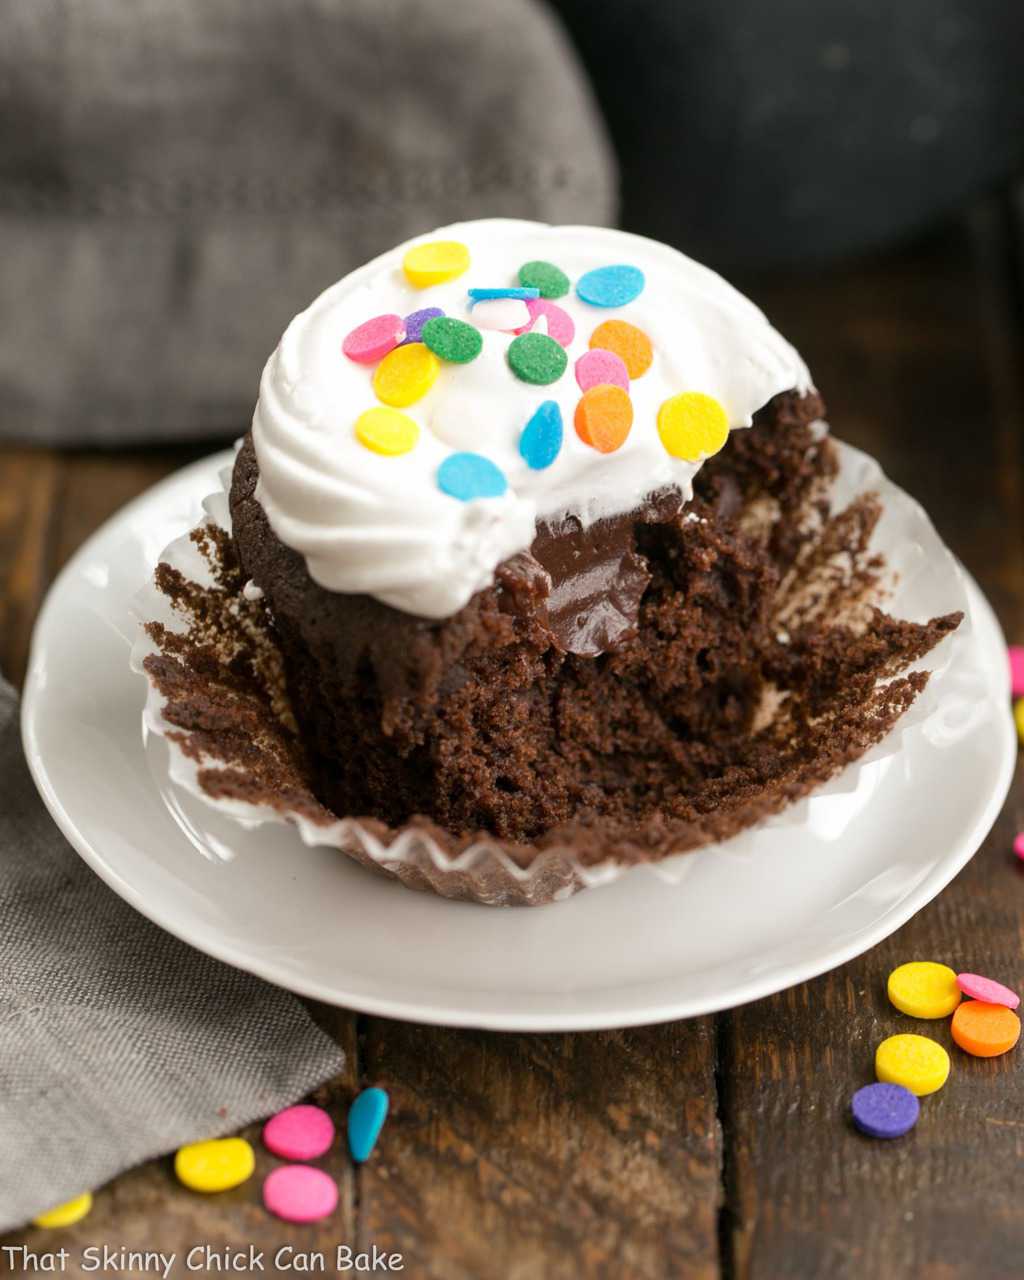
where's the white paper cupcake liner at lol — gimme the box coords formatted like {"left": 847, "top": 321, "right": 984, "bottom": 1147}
{"left": 130, "top": 438, "right": 978, "bottom": 906}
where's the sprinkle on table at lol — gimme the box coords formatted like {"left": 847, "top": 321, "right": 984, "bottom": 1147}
{"left": 437, "top": 452, "right": 508, "bottom": 501}
{"left": 516, "top": 298, "right": 575, "bottom": 347}
{"left": 1008, "top": 644, "right": 1024, "bottom": 697}
{"left": 1014, "top": 831, "right": 1024, "bottom": 861}
{"left": 342, "top": 313, "right": 405, "bottom": 364}
{"left": 519, "top": 401, "right": 563, "bottom": 470}
{"left": 589, "top": 318, "right": 654, "bottom": 378}
{"left": 517, "top": 260, "right": 570, "bottom": 299}
{"left": 355, "top": 406, "right": 419, "bottom": 456}
{"left": 575, "top": 348, "right": 629, "bottom": 393}
{"left": 32, "top": 1192, "right": 93, "bottom": 1229}
{"left": 263, "top": 1165, "right": 339, "bottom": 1224}
{"left": 174, "top": 1137, "right": 255, "bottom": 1193}
{"left": 468, "top": 286, "right": 540, "bottom": 303}
{"left": 951, "top": 1000, "right": 1021, "bottom": 1057}
{"left": 263, "top": 1104, "right": 336, "bottom": 1162}
{"left": 402, "top": 240, "right": 470, "bottom": 288}
{"left": 372, "top": 343, "right": 440, "bottom": 408}
{"left": 348, "top": 1087, "right": 390, "bottom": 1164}
{"left": 875, "top": 1033, "right": 950, "bottom": 1096}
{"left": 576, "top": 263, "right": 645, "bottom": 308}
{"left": 507, "top": 331, "right": 568, "bottom": 385}
{"left": 401, "top": 306, "right": 444, "bottom": 345}
{"left": 956, "top": 973, "right": 1020, "bottom": 1010}
{"left": 887, "top": 961, "right": 962, "bottom": 1019}
{"left": 1014, "top": 698, "right": 1024, "bottom": 745}
{"left": 850, "top": 1082, "right": 919, "bottom": 1139}
{"left": 421, "top": 316, "right": 483, "bottom": 364}
{"left": 574, "top": 385, "right": 634, "bottom": 453}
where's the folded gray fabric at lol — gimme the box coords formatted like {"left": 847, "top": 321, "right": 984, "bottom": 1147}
{"left": 0, "top": 0, "right": 615, "bottom": 446}
{"left": 0, "top": 677, "right": 345, "bottom": 1232}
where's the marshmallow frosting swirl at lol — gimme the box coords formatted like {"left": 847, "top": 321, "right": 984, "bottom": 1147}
{"left": 252, "top": 219, "right": 811, "bottom": 618}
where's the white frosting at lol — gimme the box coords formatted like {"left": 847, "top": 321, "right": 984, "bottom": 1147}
{"left": 252, "top": 219, "right": 811, "bottom": 618}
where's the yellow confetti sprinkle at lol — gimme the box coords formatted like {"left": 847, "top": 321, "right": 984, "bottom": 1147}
{"left": 174, "top": 1138, "right": 255, "bottom": 1194}
{"left": 402, "top": 240, "right": 470, "bottom": 288}
{"left": 875, "top": 1033, "right": 950, "bottom": 1096}
{"left": 355, "top": 406, "right": 420, "bottom": 456}
{"left": 657, "top": 392, "right": 729, "bottom": 461}
{"left": 1015, "top": 697, "right": 1024, "bottom": 745}
{"left": 372, "top": 342, "right": 440, "bottom": 408}
{"left": 32, "top": 1193, "right": 93, "bottom": 1229}
{"left": 887, "top": 961, "right": 961, "bottom": 1019}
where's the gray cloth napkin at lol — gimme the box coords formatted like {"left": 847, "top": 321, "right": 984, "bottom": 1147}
{"left": 0, "top": 677, "right": 345, "bottom": 1233}
{"left": 0, "top": 0, "right": 615, "bottom": 446}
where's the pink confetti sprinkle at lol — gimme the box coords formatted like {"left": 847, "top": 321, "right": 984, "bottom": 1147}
{"left": 957, "top": 973, "right": 1020, "bottom": 1009}
{"left": 1009, "top": 645, "right": 1024, "bottom": 698}
{"left": 263, "top": 1165, "right": 338, "bottom": 1224}
{"left": 515, "top": 298, "right": 575, "bottom": 348}
{"left": 342, "top": 314, "right": 404, "bottom": 364}
{"left": 1014, "top": 831, "right": 1024, "bottom": 862}
{"left": 263, "top": 1105, "right": 335, "bottom": 1162}
{"left": 575, "top": 348, "right": 629, "bottom": 393}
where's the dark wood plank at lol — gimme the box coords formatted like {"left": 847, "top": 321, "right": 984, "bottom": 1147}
{"left": 357, "top": 1019, "right": 722, "bottom": 1279}
{"left": 0, "top": 447, "right": 61, "bottom": 685}
{"left": 724, "top": 207, "right": 1024, "bottom": 1278}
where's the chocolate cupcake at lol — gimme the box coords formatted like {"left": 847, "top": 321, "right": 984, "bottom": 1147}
{"left": 143, "top": 220, "right": 962, "bottom": 903}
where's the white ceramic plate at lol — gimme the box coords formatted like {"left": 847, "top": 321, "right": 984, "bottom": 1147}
{"left": 22, "top": 451, "right": 1015, "bottom": 1030}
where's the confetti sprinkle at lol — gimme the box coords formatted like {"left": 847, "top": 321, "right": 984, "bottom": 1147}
{"left": 348, "top": 1087, "right": 390, "bottom": 1164}
{"left": 519, "top": 401, "right": 563, "bottom": 470}
{"left": 263, "top": 1165, "right": 339, "bottom": 1224}
{"left": 574, "top": 385, "right": 633, "bottom": 453}
{"left": 175, "top": 1138, "right": 255, "bottom": 1193}
{"left": 402, "top": 240, "right": 470, "bottom": 288}
{"left": 263, "top": 1105, "right": 336, "bottom": 1162}
{"left": 422, "top": 316, "right": 483, "bottom": 364}
{"left": 589, "top": 319, "right": 654, "bottom": 378}
{"left": 1009, "top": 645, "right": 1024, "bottom": 697}
{"left": 575, "top": 348, "right": 629, "bottom": 392}
{"left": 401, "top": 307, "right": 444, "bottom": 345}
{"left": 875, "top": 1033, "right": 950, "bottom": 1096}
{"left": 517, "top": 260, "right": 570, "bottom": 299}
{"left": 850, "top": 1083, "right": 919, "bottom": 1140}
{"left": 657, "top": 392, "right": 729, "bottom": 461}
{"left": 887, "top": 961, "right": 961, "bottom": 1019}
{"left": 1014, "top": 831, "right": 1024, "bottom": 861}
{"left": 1015, "top": 698, "right": 1024, "bottom": 745}
{"left": 956, "top": 973, "right": 1020, "bottom": 1010}
{"left": 355, "top": 407, "right": 420, "bottom": 456}
{"left": 372, "top": 343, "right": 439, "bottom": 407}
{"left": 437, "top": 452, "right": 508, "bottom": 501}
{"left": 517, "top": 298, "right": 575, "bottom": 347}
{"left": 951, "top": 1001, "right": 1021, "bottom": 1057}
{"left": 507, "top": 332, "right": 568, "bottom": 385}
{"left": 472, "top": 298, "right": 531, "bottom": 331}
{"left": 576, "top": 263, "right": 645, "bottom": 308}
{"left": 468, "top": 286, "right": 540, "bottom": 303}
{"left": 32, "top": 1193, "right": 93, "bottom": 1229}
{"left": 342, "top": 313, "right": 405, "bottom": 364}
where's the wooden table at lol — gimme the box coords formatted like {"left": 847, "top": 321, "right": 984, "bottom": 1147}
{"left": 2, "top": 202, "right": 1022, "bottom": 1279}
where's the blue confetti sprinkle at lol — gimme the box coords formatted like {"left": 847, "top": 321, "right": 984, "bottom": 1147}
{"left": 850, "top": 1083, "right": 919, "bottom": 1139}
{"left": 348, "top": 1087, "right": 389, "bottom": 1164}
{"left": 575, "top": 264, "right": 645, "bottom": 308}
{"left": 468, "top": 287, "right": 540, "bottom": 304}
{"left": 518, "top": 401, "right": 563, "bottom": 470}
{"left": 437, "top": 452, "right": 508, "bottom": 501}
{"left": 401, "top": 307, "right": 444, "bottom": 345}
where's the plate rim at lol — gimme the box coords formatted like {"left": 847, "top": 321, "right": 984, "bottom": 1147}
{"left": 20, "top": 451, "right": 1017, "bottom": 1031}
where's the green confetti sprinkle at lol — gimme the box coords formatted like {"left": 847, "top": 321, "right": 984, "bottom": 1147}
{"left": 506, "top": 332, "right": 568, "bottom": 386}
{"left": 518, "top": 260, "right": 570, "bottom": 300}
{"left": 421, "top": 316, "right": 483, "bottom": 364}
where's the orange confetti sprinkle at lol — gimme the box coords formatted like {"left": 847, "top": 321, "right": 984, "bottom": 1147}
{"left": 589, "top": 319, "right": 654, "bottom": 378}
{"left": 574, "top": 385, "right": 633, "bottom": 453}
{"left": 951, "top": 1000, "right": 1021, "bottom": 1058}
